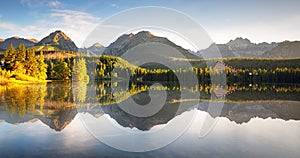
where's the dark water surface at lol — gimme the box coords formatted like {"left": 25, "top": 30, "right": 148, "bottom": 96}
{"left": 0, "top": 82, "right": 299, "bottom": 157}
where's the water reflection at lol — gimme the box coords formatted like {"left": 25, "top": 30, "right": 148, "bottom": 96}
{"left": 0, "top": 83, "right": 76, "bottom": 131}
{"left": 0, "top": 82, "right": 299, "bottom": 131}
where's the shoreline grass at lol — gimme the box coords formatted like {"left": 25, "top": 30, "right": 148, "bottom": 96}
{"left": 0, "top": 75, "right": 52, "bottom": 86}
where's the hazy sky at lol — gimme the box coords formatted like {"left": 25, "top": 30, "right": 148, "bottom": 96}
{"left": 0, "top": 0, "right": 299, "bottom": 49}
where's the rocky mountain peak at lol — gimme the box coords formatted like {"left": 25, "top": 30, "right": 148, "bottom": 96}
{"left": 37, "top": 30, "right": 78, "bottom": 52}
{"left": 135, "top": 31, "right": 153, "bottom": 36}
{"left": 46, "top": 30, "right": 72, "bottom": 43}
{"left": 227, "top": 37, "right": 252, "bottom": 49}
{"left": 103, "top": 30, "right": 198, "bottom": 59}
{"left": 92, "top": 42, "right": 104, "bottom": 47}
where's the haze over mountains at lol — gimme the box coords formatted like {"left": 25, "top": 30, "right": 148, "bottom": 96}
{"left": 0, "top": 30, "right": 299, "bottom": 58}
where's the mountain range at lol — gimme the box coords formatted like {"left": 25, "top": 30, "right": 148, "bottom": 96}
{"left": 0, "top": 36, "right": 37, "bottom": 51}
{"left": 0, "top": 30, "right": 78, "bottom": 52}
{"left": 0, "top": 30, "right": 299, "bottom": 58}
{"left": 263, "top": 41, "right": 300, "bottom": 58}
{"left": 198, "top": 37, "right": 277, "bottom": 58}
{"left": 198, "top": 37, "right": 300, "bottom": 58}
{"left": 102, "top": 31, "right": 199, "bottom": 59}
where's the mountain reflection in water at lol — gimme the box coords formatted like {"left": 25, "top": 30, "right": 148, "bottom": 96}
{"left": 0, "top": 82, "right": 299, "bottom": 131}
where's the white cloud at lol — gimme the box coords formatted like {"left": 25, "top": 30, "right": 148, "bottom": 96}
{"left": 51, "top": 9, "right": 100, "bottom": 23}
{"left": 0, "top": 9, "right": 101, "bottom": 47}
{"left": 49, "top": 9, "right": 101, "bottom": 46}
{"left": 110, "top": 4, "right": 118, "bottom": 8}
{"left": 20, "top": 0, "right": 47, "bottom": 8}
{"left": 0, "top": 22, "right": 19, "bottom": 30}
{"left": 48, "top": 0, "right": 61, "bottom": 8}
{"left": 20, "top": 0, "right": 61, "bottom": 8}
{"left": 0, "top": 21, "right": 50, "bottom": 40}
{"left": 1, "top": 7, "right": 299, "bottom": 50}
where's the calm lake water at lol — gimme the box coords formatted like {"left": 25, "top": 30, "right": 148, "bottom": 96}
{"left": 0, "top": 82, "right": 299, "bottom": 157}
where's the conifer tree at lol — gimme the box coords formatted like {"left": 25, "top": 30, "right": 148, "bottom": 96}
{"left": 53, "top": 58, "right": 71, "bottom": 80}
{"left": 47, "top": 60, "right": 55, "bottom": 79}
{"left": 37, "top": 51, "right": 48, "bottom": 80}
{"left": 4, "top": 44, "right": 16, "bottom": 70}
{"left": 13, "top": 44, "right": 27, "bottom": 74}
{"left": 16, "top": 44, "right": 26, "bottom": 63}
{"left": 25, "top": 49, "right": 38, "bottom": 77}
{"left": 72, "top": 58, "right": 89, "bottom": 82}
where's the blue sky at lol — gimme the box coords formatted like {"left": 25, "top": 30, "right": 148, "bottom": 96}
{"left": 0, "top": 0, "right": 299, "bottom": 49}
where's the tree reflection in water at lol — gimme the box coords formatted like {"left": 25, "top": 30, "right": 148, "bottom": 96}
{"left": 0, "top": 82, "right": 299, "bottom": 131}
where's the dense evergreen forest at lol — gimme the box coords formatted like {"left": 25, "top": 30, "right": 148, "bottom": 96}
{"left": 95, "top": 55, "right": 300, "bottom": 84}
{"left": 1, "top": 44, "right": 299, "bottom": 85}
{"left": 0, "top": 44, "right": 88, "bottom": 84}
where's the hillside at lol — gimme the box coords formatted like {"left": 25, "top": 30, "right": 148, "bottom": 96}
{"left": 263, "top": 41, "right": 300, "bottom": 58}
{"left": 95, "top": 55, "right": 141, "bottom": 80}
